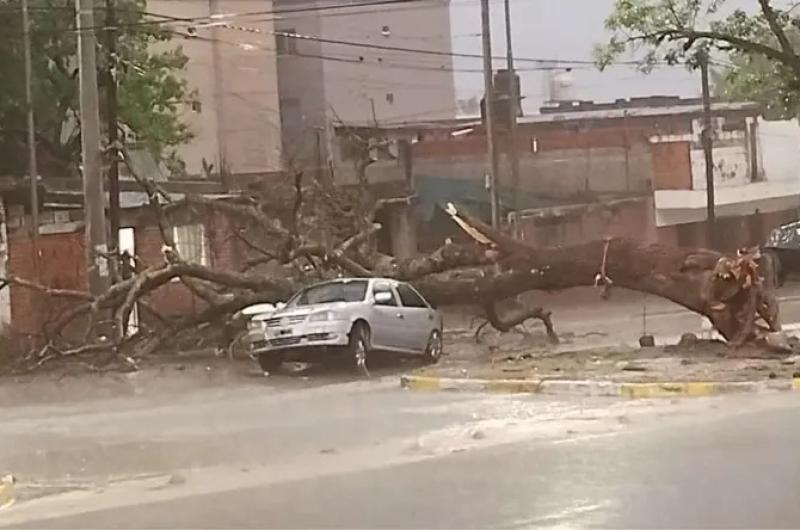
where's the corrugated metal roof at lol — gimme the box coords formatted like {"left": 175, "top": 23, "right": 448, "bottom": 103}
{"left": 333, "top": 101, "right": 759, "bottom": 133}
{"left": 516, "top": 102, "right": 760, "bottom": 125}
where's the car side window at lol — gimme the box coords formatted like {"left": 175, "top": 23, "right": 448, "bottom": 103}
{"left": 397, "top": 283, "right": 427, "bottom": 309}
{"left": 373, "top": 282, "right": 399, "bottom": 306}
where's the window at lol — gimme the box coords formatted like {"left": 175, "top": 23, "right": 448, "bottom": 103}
{"left": 276, "top": 28, "right": 297, "bottom": 55}
{"left": 385, "top": 92, "right": 394, "bottom": 104}
{"left": 172, "top": 224, "right": 209, "bottom": 266}
{"left": 397, "top": 283, "right": 427, "bottom": 308}
{"left": 373, "top": 282, "right": 398, "bottom": 306}
{"left": 289, "top": 280, "right": 368, "bottom": 307}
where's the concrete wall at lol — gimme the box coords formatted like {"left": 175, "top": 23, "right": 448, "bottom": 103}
{"left": 273, "top": 0, "right": 456, "bottom": 170}
{"left": 512, "top": 198, "right": 657, "bottom": 248}
{"left": 690, "top": 142, "right": 750, "bottom": 190}
{"left": 759, "top": 118, "right": 800, "bottom": 182}
{"left": 657, "top": 207, "right": 798, "bottom": 251}
{"left": 414, "top": 140, "right": 654, "bottom": 199}
{"left": 274, "top": 0, "right": 329, "bottom": 166}
{"left": 149, "top": 0, "right": 283, "bottom": 177}
{"left": 318, "top": 0, "right": 456, "bottom": 125}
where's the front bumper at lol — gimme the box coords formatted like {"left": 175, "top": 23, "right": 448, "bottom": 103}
{"left": 250, "top": 321, "right": 351, "bottom": 353}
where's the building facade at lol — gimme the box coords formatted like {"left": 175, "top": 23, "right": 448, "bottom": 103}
{"left": 147, "top": 0, "right": 285, "bottom": 178}
{"left": 273, "top": 0, "right": 457, "bottom": 170}
{"left": 341, "top": 96, "right": 800, "bottom": 253}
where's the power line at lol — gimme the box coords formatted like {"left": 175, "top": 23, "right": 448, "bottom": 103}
{"left": 2, "top": 0, "right": 663, "bottom": 69}
{"left": 0, "top": 0, "right": 436, "bottom": 37}
{"left": 187, "top": 20, "right": 647, "bottom": 67}
{"left": 171, "top": 29, "right": 610, "bottom": 76}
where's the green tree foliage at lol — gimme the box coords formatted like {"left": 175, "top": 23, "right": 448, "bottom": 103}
{"left": 596, "top": 0, "right": 800, "bottom": 119}
{"left": 0, "top": 0, "right": 194, "bottom": 177}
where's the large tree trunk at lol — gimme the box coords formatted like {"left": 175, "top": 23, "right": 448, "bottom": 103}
{"left": 407, "top": 206, "right": 780, "bottom": 346}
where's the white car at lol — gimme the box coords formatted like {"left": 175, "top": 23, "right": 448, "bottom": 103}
{"left": 249, "top": 278, "right": 443, "bottom": 373}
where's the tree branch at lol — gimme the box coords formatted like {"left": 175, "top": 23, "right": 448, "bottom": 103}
{"left": 757, "top": 0, "right": 800, "bottom": 75}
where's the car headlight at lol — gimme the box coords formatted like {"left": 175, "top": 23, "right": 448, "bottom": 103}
{"left": 309, "top": 311, "right": 341, "bottom": 322}
{"left": 248, "top": 319, "right": 265, "bottom": 332}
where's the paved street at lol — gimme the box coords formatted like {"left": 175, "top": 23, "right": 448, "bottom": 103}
{"left": 5, "top": 283, "right": 800, "bottom": 528}
{"left": 4, "top": 372, "right": 800, "bottom": 528}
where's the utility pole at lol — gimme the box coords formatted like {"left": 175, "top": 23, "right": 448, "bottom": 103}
{"left": 699, "top": 50, "right": 716, "bottom": 248}
{"left": 76, "top": 0, "right": 110, "bottom": 298}
{"left": 503, "top": 0, "right": 520, "bottom": 215}
{"left": 21, "top": 0, "right": 39, "bottom": 252}
{"left": 105, "top": 0, "right": 121, "bottom": 283}
{"left": 480, "top": 0, "right": 500, "bottom": 228}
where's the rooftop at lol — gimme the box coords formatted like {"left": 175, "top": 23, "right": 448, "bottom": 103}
{"left": 333, "top": 97, "right": 761, "bottom": 135}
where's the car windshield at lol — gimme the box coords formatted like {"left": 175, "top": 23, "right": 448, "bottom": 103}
{"left": 288, "top": 280, "right": 369, "bottom": 307}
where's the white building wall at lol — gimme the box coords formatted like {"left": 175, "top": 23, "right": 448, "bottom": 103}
{"left": 655, "top": 117, "right": 800, "bottom": 227}
{"left": 758, "top": 118, "right": 800, "bottom": 182}
{"left": 149, "top": 0, "right": 284, "bottom": 177}
{"left": 689, "top": 118, "right": 750, "bottom": 190}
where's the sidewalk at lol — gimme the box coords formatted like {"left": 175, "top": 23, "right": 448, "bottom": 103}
{"left": 423, "top": 283, "right": 800, "bottom": 398}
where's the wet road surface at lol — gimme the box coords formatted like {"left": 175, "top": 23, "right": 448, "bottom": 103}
{"left": 4, "top": 375, "right": 800, "bottom": 529}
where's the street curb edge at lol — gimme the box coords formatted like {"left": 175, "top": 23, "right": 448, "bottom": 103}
{"left": 399, "top": 374, "right": 800, "bottom": 398}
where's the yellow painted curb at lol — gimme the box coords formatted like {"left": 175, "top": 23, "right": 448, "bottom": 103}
{"left": 484, "top": 379, "right": 541, "bottom": 394}
{"left": 400, "top": 375, "right": 441, "bottom": 392}
{"left": 0, "top": 475, "right": 16, "bottom": 512}
{"left": 402, "top": 374, "right": 800, "bottom": 398}
{"left": 620, "top": 382, "right": 726, "bottom": 398}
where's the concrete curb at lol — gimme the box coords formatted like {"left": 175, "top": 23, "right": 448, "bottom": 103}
{"left": 400, "top": 374, "right": 800, "bottom": 398}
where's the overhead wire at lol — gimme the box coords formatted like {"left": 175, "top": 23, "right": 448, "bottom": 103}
{"left": 0, "top": 0, "right": 659, "bottom": 68}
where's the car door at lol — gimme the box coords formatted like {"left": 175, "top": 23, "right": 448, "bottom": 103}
{"left": 368, "top": 281, "right": 404, "bottom": 350}
{"left": 395, "top": 282, "right": 435, "bottom": 352}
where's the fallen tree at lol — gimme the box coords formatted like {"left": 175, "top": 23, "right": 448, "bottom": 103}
{"left": 2, "top": 168, "right": 782, "bottom": 371}
{"left": 415, "top": 206, "right": 780, "bottom": 346}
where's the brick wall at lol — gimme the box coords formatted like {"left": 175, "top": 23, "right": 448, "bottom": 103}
{"left": 7, "top": 209, "right": 246, "bottom": 335}
{"left": 413, "top": 122, "right": 661, "bottom": 199}
{"left": 652, "top": 142, "right": 692, "bottom": 190}
{"left": 134, "top": 211, "right": 244, "bottom": 318}
{"left": 8, "top": 228, "right": 88, "bottom": 335}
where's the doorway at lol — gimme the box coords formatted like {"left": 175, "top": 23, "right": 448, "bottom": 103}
{"left": 118, "top": 227, "right": 139, "bottom": 335}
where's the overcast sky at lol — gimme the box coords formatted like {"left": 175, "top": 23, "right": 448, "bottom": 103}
{"left": 448, "top": 0, "right": 701, "bottom": 114}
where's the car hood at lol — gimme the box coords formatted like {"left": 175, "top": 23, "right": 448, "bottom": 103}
{"left": 766, "top": 220, "right": 800, "bottom": 250}
{"left": 270, "top": 301, "right": 356, "bottom": 319}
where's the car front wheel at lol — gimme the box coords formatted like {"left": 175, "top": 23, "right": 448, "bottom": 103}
{"left": 423, "top": 329, "right": 443, "bottom": 364}
{"left": 349, "top": 323, "right": 371, "bottom": 377}
{"left": 257, "top": 351, "right": 284, "bottom": 374}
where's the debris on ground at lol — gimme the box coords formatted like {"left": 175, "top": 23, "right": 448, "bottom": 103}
{"left": 418, "top": 332, "right": 800, "bottom": 383}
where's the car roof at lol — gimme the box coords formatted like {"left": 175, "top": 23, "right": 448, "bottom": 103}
{"left": 306, "top": 277, "right": 402, "bottom": 285}
{"left": 298, "top": 278, "right": 409, "bottom": 292}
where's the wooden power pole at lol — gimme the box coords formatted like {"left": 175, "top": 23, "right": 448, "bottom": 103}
{"left": 105, "top": 0, "right": 121, "bottom": 283}
{"left": 480, "top": 0, "right": 500, "bottom": 228}
{"left": 76, "top": 0, "right": 110, "bottom": 298}
{"left": 503, "top": 0, "right": 520, "bottom": 214}
{"left": 21, "top": 0, "right": 39, "bottom": 251}
{"left": 699, "top": 50, "right": 716, "bottom": 247}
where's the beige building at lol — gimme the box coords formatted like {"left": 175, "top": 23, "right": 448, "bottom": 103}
{"left": 148, "top": 0, "right": 284, "bottom": 178}
{"left": 273, "top": 0, "right": 457, "bottom": 168}
{"left": 146, "top": 0, "right": 455, "bottom": 178}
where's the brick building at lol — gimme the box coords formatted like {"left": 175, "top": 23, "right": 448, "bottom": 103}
{"left": 0, "top": 173, "right": 420, "bottom": 338}
{"left": 336, "top": 96, "right": 800, "bottom": 253}
{"left": 0, "top": 177, "right": 246, "bottom": 337}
